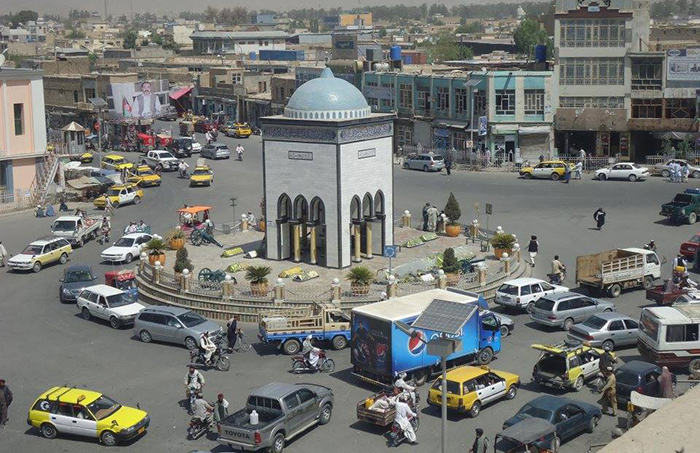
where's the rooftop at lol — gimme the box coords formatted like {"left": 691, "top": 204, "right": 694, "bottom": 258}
{"left": 190, "top": 30, "right": 289, "bottom": 40}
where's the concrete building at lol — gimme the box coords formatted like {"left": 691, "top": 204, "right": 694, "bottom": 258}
{"left": 164, "top": 24, "right": 195, "bottom": 46}
{"left": 261, "top": 68, "right": 394, "bottom": 269}
{"left": 190, "top": 31, "right": 288, "bottom": 56}
{"left": 0, "top": 69, "right": 48, "bottom": 200}
{"left": 339, "top": 13, "right": 373, "bottom": 27}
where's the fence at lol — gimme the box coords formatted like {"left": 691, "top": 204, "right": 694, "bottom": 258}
{"left": 645, "top": 154, "right": 700, "bottom": 166}
{"left": 0, "top": 189, "right": 35, "bottom": 214}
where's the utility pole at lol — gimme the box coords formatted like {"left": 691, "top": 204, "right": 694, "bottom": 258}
{"left": 104, "top": 0, "right": 108, "bottom": 21}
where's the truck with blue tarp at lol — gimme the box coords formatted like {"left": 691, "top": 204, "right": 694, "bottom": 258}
{"left": 350, "top": 288, "right": 502, "bottom": 386}
{"left": 257, "top": 302, "right": 352, "bottom": 355}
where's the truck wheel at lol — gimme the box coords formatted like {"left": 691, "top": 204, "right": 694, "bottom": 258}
{"left": 608, "top": 284, "right": 622, "bottom": 298}
{"left": 412, "top": 370, "right": 428, "bottom": 386}
{"left": 643, "top": 276, "right": 654, "bottom": 290}
{"left": 469, "top": 400, "right": 482, "bottom": 418}
{"left": 500, "top": 325, "right": 510, "bottom": 337}
{"left": 283, "top": 339, "right": 301, "bottom": 355}
{"left": 689, "top": 212, "right": 698, "bottom": 224}
{"left": 689, "top": 358, "right": 700, "bottom": 375}
{"left": 270, "top": 433, "right": 285, "bottom": 453}
{"left": 109, "top": 316, "right": 120, "bottom": 329}
{"left": 318, "top": 404, "right": 332, "bottom": 425}
{"left": 331, "top": 335, "right": 348, "bottom": 350}
{"left": 77, "top": 237, "right": 84, "bottom": 247}
{"left": 477, "top": 347, "right": 494, "bottom": 365}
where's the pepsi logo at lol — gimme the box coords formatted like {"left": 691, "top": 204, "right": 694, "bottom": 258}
{"left": 408, "top": 330, "right": 426, "bottom": 355}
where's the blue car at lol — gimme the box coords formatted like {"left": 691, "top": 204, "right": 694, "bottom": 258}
{"left": 503, "top": 395, "right": 602, "bottom": 450}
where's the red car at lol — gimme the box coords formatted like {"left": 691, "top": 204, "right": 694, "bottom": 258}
{"left": 680, "top": 232, "right": 700, "bottom": 260}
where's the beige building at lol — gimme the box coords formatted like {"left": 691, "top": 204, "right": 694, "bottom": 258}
{"left": 339, "top": 13, "right": 373, "bottom": 27}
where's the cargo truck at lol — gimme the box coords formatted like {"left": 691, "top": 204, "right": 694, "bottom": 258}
{"left": 576, "top": 248, "right": 662, "bottom": 298}
{"left": 350, "top": 288, "right": 502, "bottom": 386}
{"left": 51, "top": 215, "right": 101, "bottom": 247}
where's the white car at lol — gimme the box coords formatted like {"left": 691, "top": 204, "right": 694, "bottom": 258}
{"left": 77, "top": 284, "right": 144, "bottom": 329}
{"left": 142, "top": 150, "right": 179, "bottom": 171}
{"left": 495, "top": 277, "right": 569, "bottom": 313}
{"left": 595, "top": 163, "right": 649, "bottom": 181}
{"left": 100, "top": 232, "right": 152, "bottom": 263}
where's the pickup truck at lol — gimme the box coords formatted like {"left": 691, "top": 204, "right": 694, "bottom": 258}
{"left": 576, "top": 248, "right": 662, "bottom": 297}
{"left": 218, "top": 382, "right": 334, "bottom": 453}
{"left": 51, "top": 215, "right": 101, "bottom": 247}
{"left": 660, "top": 190, "right": 700, "bottom": 224}
{"left": 141, "top": 150, "right": 179, "bottom": 172}
{"left": 258, "top": 302, "right": 351, "bottom": 355}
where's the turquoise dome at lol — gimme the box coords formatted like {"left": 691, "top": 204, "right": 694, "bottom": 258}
{"left": 285, "top": 68, "right": 371, "bottom": 120}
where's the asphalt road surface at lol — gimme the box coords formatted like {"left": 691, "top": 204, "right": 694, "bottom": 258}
{"left": 1, "top": 125, "right": 697, "bottom": 453}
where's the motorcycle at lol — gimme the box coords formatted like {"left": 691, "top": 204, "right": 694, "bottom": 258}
{"left": 548, "top": 269, "right": 566, "bottom": 285}
{"left": 291, "top": 350, "right": 335, "bottom": 373}
{"left": 187, "top": 411, "right": 215, "bottom": 440}
{"left": 237, "top": 150, "right": 244, "bottom": 161}
{"left": 185, "top": 383, "right": 202, "bottom": 415}
{"left": 387, "top": 415, "right": 419, "bottom": 447}
{"left": 189, "top": 340, "right": 231, "bottom": 371}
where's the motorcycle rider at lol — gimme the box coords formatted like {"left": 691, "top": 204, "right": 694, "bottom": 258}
{"left": 200, "top": 332, "right": 217, "bottom": 366}
{"left": 394, "top": 394, "right": 418, "bottom": 445}
{"left": 184, "top": 365, "right": 205, "bottom": 415}
{"left": 551, "top": 255, "right": 566, "bottom": 284}
{"left": 100, "top": 217, "right": 111, "bottom": 244}
{"left": 192, "top": 395, "right": 214, "bottom": 427}
{"left": 178, "top": 160, "right": 189, "bottom": 178}
{"left": 236, "top": 144, "right": 244, "bottom": 161}
{"left": 302, "top": 334, "right": 314, "bottom": 361}
{"left": 645, "top": 240, "right": 656, "bottom": 252}
{"left": 394, "top": 372, "right": 416, "bottom": 405}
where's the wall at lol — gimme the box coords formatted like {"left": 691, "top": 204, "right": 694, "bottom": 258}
{"left": 5, "top": 80, "right": 34, "bottom": 156}
{"left": 11, "top": 157, "right": 37, "bottom": 191}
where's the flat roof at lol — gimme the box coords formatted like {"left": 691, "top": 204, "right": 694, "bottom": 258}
{"left": 352, "top": 288, "right": 478, "bottom": 321}
{"left": 646, "top": 305, "right": 700, "bottom": 323}
{"left": 191, "top": 31, "right": 289, "bottom": 40}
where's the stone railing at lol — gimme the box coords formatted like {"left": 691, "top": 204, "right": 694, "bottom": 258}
{"left": 135, "top": 250, "right": 524, "bottom": 322}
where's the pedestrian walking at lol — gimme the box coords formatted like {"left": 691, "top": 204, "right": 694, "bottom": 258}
{"left": 485, "top": 149, "right": 491, "bottom": 167}
{"left": 445, "top": 157, "right": 452, "bottom": 175}
{"left": 563, "top": 163, "right": 571, "bottom": 183}
{"left": 579, "top": 148, "right": 586, "bottom": 162}
{"left": 0, "top": 240, "right": 7, "bottom": 267}
{"left": 682, "top": 164, "right": 690, "bottom": 183}
{"left": 469, "top": 428, "right": 489, "bottom": 453}
{"left": 598, "top": 369, "right": 617, "bottom": 416}
{"left": 227, "top": 316, "right": 238, "bottom": 351}
{"left": 574, "top": 161, "right": 583, "bottom": 179}
{"left": 527, "top": 236, "right": 539, "bottom": 268}
{"left": 213, "top": 393, "right": 229, "bottom": 434}
{"left": 593, "top": 208, "right": 606, "bottom": 230}
{"left": 0, "top": 379, "right": 13, "bottom": 427}
{"left": 659, "top": 366, "right": 676, "bottom": 399}
{"left": 427, "top": 205, "right": 439, "bottom": 232}
{"left": 422, "top": 203, "right": 430, "bottom": 231}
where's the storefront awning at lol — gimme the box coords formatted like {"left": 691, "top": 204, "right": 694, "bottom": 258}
{"left": 170, "top": 86, "right": 193, "bottom": 100}
{"left": 518, "top": 125, "right": 551, "bottom": 135}
{"left": 652, "top": 131, "right": 699, "bottom": 141}
{"left": 491, "top": 125, "right": 518, "bottom": 135}
{"left": 435, "top": 122, "right": 469, "bottom": 129}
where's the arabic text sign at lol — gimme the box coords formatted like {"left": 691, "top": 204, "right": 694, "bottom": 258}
{"left": 667, "top": 49, "right": 700, "bottom": 81}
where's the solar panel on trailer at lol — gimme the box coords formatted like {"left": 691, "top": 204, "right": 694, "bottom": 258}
{"left": 411, "top": 299, "right": 478, "bottom": 335}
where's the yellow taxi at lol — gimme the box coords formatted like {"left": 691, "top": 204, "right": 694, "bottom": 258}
{"left": 94, "top": 184, "right": 144, "bottom": 209}
{"left": 80, "top": 152, "right": 94, "bottom": 164}
{"left": 225, "top": 122, "right": 252, "bottom": 138}
{"left": 519, "top": 160, "right": 575, "bottom": 181}
{"left": 532, "top": 341, "right": 613, "bottom": 391}
{"left": 8, "top": 237, "right": 73, "bottom": 273}
{"left": 128, "top": 165, "right": 162, "bottom": 187}
{"left": 101, "top": 154, "right": 134, "bottom": 172}
{"left": 28, "top": 387, "right": 149, "bottom": 446}
{"left": 189, "top": 165, "right": 213, "bottom": 187}
{"left": 427, "top": 365, "right": 520, "bottom": 417}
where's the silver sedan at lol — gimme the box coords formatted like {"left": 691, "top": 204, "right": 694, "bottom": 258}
{"left": 652, "top": 159, "right": 700, "bottom": 178}
{"left": 566, "top": 312, "right": 639, "bottom": 351}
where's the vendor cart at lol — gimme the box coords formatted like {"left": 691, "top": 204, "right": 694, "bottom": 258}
{"left": 179, "top": 121, "right": 194, "bottom": 136}
{"left": 494, "top": 418, "right": 558, "bottom": 453}
{"left": 105, "top": 270, "right": 138, "bottom": 299}
{"left": 177, "top": 205, "right": 212, "bottom": 233}
{"left": 356, "top": 389, "right": 417, "bottom": 427}
{"left": 646, "top": 284, "right": 688, "bottom": 305}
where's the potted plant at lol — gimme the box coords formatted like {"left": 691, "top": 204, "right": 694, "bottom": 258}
{"left": 491, "top": 233, "right": 516, "bottom": 259}
{"left": 443, "top": 192, "right": 462, "bottom": 237}
{"left": 346, "top": 266, "right": 373, "bottom": 296}
{"left": 173, "top": 247, "right": 194, "bottom": 274}
{"left": 166, "top": 228, "right": 186, "bottom": 250}
{"left": 441, "top": 247, "right": 461, "bottom": 284}
{"left": 144, "top": 237, "right": 167, "bottom": 266}
{"left": 245, "top": 265, "right": 271, "bottom": 296}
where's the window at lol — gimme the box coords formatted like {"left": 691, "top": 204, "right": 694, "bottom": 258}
{"left": 559, "top": 19, "right": 626, "bottom": 48}
{"left": 609, "top": 320, "right": 625, "bottom": 331}
{"left": 632, "top": 59, "right": 663, "bottom": 90}
{"left": 666, "top": 324, "right": 700, "bottom": 342}
{"left": 646, "top": 254, "right": 660, "bottom": 265}
{"left": 495, "top": 90, "right": 515, "bottom": 115}
{"left": 531, "top": 284, "right": 543, "bottom": 294}
{"left": 283, "top": 394, "right": 300, "bottom": 410}
{"left": 455, "top": 88, "right": 468, "bottom": 115}
{"left": 473, "top": 90, "right": 487, "bottom": 116}
{"left": 559, "top": 58, "right": 624, "bottom": 86}
{"left": 13, "top": 103, "right": 24, "bottom": 135}
{"left": 452, "top": 131, "right": 468, "bottom": 150}
{"left": 365, "top": 80, "right": 378, "bottom": 87}
{"left": 632, "top": 99, "right": 663, "bottom": 119}
{"left": 416, "top": 86, "right": 430, "bottom": 110}
{"left": 399, "top": 83, "right": 413, "bottom": 109}
{"left": 559, "top": 97, "right": 624, "bottom": 109}
{"left": 397, "top": 124, "right": 413, "bottom": 146}
{"left": 524, "top": 90, "right": 544, "bottom": 115}
{"left": 296, "top": 389, "right": 315, "bottom": 403}
{"left": 624, "top": 319, "right": 639, "bottom": 330}
{"left": 73, "top": 91, "right": 80, "bottom": 103}
{"left": 557, "top": 300, "right": 572, "bottom": 311}
{"left": 540, "top": 282, "right": 553, "bottom": 291}
{"left": 666, "top": 99, "right": 697, "bottom": 119}
{"left": 381, "top": 98, "right": 393, "bottom": 108}
{"left": 436, "top": 86, "right": 449, "bottom": 111}
{"left": 366, "top": 97, "right": 379, "bottom": 109}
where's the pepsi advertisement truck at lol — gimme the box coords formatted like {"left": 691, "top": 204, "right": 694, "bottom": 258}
{"left": 351, "top": 289, "right": 501, "bottom": 386}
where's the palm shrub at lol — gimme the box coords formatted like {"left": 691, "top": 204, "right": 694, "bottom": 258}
{"left": 144, "top": 237, "right": 167, "bottom": 256}
{"left": 491, "top": 233, "right": 516, "bottom": 250}
{"left": 346, "top": 266, "right": 374, "bottom": 286}
{"left": 245, "top": 265, "right": 271, "bottom": 284}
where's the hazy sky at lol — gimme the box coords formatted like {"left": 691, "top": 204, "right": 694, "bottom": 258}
{"left": 2, "top": 0, "right": 519, "bottom": 17}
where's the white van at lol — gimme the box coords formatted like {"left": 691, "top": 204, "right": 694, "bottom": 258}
{"left": 495, "top": 278, "right": 569, "bottom": 313}
{"left": 637, "top": 305, "right": 700, "bottom": 374}
{"left": 77, "top": 284, "right": 144, "bottom": 329}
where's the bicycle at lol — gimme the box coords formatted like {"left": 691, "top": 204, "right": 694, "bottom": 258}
{"left": 226, "top": 329, "right": 251, "bottom": 353}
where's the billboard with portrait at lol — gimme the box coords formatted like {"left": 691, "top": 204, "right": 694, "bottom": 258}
{"left": 667, "top": 49, "right": 700, "bottom": 81}
{"left": 107, "top": 79, "right": 169, "bottom": 119}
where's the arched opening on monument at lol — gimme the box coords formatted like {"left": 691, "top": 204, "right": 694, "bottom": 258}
{"left": 309, "top": 197, "right": 327, "bottom": 266}
{"left": 291, "top": 195, "right": 309, "bottom": 263}
{"left": 373, "top": 190, "right": 386, "bottom": 255}
{"left": 276, "top": 194, "right": 292, "bottom": 260}
{"left": 350, "top": 195, "right": 362, "bottom": 263}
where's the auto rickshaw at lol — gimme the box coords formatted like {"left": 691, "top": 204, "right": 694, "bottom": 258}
{"left": 494, "top": 418, "right": 558, "bottom": 453}
{"left": 105, "top": 270, "right": 138, "bottom": 299}
{"left": 177, "top": 205, "right": 212, "bottom": 233}
{"left": 625, "top": 390, "right": 672, "bottom": 430}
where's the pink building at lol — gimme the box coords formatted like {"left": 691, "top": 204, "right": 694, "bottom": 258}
{"left": 0, "top": 68, "right": 47, "bottom": 201}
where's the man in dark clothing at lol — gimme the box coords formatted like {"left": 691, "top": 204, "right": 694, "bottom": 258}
{"left": 445, "top": 158, "right": 452, "bottom": 175}
{"left": 422, "top": 203, "right": 430, "bottom": 231}
{"left": 470, "top": 428, "right": 487, "bottom": 453}
{"left": 527, "top": 235, "right": 539, "bottom": 268}
{"left": 594, "top": 208, "right": 606, "bottom": 230}
{"left": 599, "top": 349, "right": 617, "bottom": 374}
{"left": 227, "top": 316, "right": 238, "bottom": 351}
{"left": 0, "top": 379, "right": 13, "bottom": 427}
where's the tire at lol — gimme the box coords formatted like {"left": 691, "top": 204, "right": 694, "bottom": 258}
{"left": 125, "top": 253, "right": 133, "bottom": 264}
{"left": 500, "top": 325, "right": 510, "bottom": 337}
{"left": 32, "top": 261, "right": 42, "bottom": 273}
{"left": 552, "top": 436, "right": 561, "bottom": 452}
{"left": 322, "top": 358, "right": 335, "bottom": 373}
{"left": 628, "top": 174, "right": 637, "bottom": 182}
{"left": 478, "top": 347, "right": 494, "bottom": 365}
{"left": 689, "top": 212, "right": 698, "bottom": 225}
{"left": 694, "top": 171, "right": 700, "bottom": 179}
{"left": 599, "top": 173, "right": 607, "bottom": 181}
{"left": 573, "top": 376, "right": 584, "bottom": 392}
{"left": 602, "top": 340, "right": 614, "bottom": 352}
{"left": 662, "top": 169, "right": 670, "bottom": 178}
{"left": 523, "top": 172, "right": 533, "bottom": 179}
{"left": 133, "top": 196, "right": 141, "bottom": 205}
{"left": 526, "top": 302, "right": 535, "bottom": 314}
{"left": 140, "top": 330, "right": 152, "bottom": 343}
{"left": 238, "top": 337, "right": 251, "bottom": 352}
{"left": 689, "top": 358, "right": 700, "bottom": 375}
{"left": 563, "top": 318, "right": 575, "bottom": 331}
{"left": 283, "top": 339, "right": 301, "bottom": 355}
{"left": 292, "top": 360, "right": 305, "bottom": 374}
{"left": 59, "top": 253, "right": 68, "bottom": 264}
{"left": 551, "top": 172, "right": 560, "bottom": 181}
{"left": 270, "top": 433, "right": 285, "bottom": 453}
{"left": 506, "top": 385, "right": 518, "bottom": 400}
{"left": 319, "top": 404, "right": 332, "bottom": 425}
{"left": 331, "top": 335, "right": 348, "bottom": 350}
{"left": 40, "top": 423, "right": 57, "bottom": 439}
{"left": 184, "top": 336, "right": 198, "bottom": 351}
{"left": 113, "top": 201, "right": 120, "bottom": 209}
{"left": 82, "top": 307, "right": 91, "bottom": 321}
{"left": 77, "top": 237, "right": 84, "bottom": 247}
{"left": 413, "top": 369, "right": 428, "bottom": 386}
{"left": 469, "top": 400, "right": 482, "bottom": 418}
{"left": 643, "top": 276, "right": 654, "bottom": 290}
{"left": 403, "top": 163, "right": 410, "bottom": 169}
{"left": 216, "top": 356, "right": 231, "bottom": 371}
{"left": 423, "top": 165, "right": 429, "bottom": 172}
{"left": 609, "top": 284, "right": 622, "bottom": 298}
{"left": 587, "top": 415, "right": 600, "bottom": 433}
{"left": 100, "top": 430, "right": 117, "bottom": 446}
{"left": 109, "top": 316, "right": 120, "bottom": 329}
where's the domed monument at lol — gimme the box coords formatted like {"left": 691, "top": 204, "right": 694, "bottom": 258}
{"left": 261, "top": 68, "right": 395, "bottom": 268}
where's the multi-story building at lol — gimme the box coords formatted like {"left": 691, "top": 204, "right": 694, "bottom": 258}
{"left": 190, "top": 31, "right": 288, "bottom": 56}
{"left": 0, "top": 69, "right": 48, "bottom": 199}
{"left": 164, "top": 24, "right": 195, "bottom": 47}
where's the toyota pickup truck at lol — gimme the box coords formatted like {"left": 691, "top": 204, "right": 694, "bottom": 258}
{"left": 141, "top": 150, "right": 179, "bottom": 172}
{"left": 51, "top": 215, "right": 102, "bottom": 247}
{"left": 218, "top": 382, "right": 334, "bottom": 453}
{"left": 660, "top": 189, "right": 700, "bottom": 224}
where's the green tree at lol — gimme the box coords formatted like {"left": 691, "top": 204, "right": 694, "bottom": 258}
{"left": 204, "top": 6, "right": 220, "bottom": 22}
{"left": 122, "top": 30, "right": 138, "bottom": 49}
{"left": 442, "top": 247, "right": 460, "bottom": 274}
{"left": 66, "top": 29, "right": 85, "bottom": 39}
{"left": 513, "top": 18, "right": 549, "bottom": 54}
{"left": 455, "top": 22, "right": 483, "bottom": 34}
{"left": 426, "top": 31, "right": 473, "bottom": 63}
{"left": 378, "top": 27, "right": 387, "bottom": 38}
{"left": 11, "top": 10, "right": 38, "bottom": 25}
{"left": 443, "top": 192, "right": 461, "bottom": 224}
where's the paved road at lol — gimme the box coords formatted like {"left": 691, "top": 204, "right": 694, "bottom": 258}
{"left": 1, "top": 126, "right": 697, "bottom": 453}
